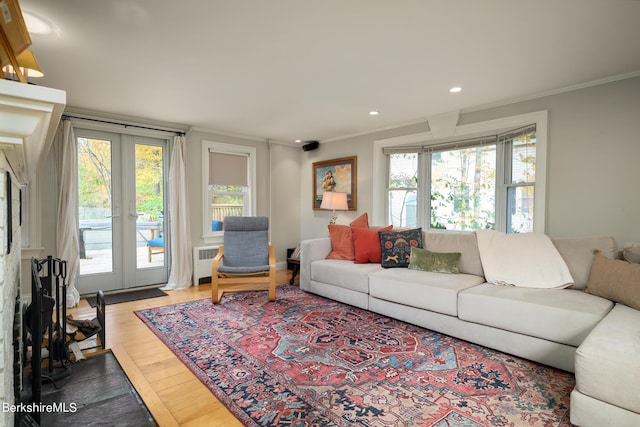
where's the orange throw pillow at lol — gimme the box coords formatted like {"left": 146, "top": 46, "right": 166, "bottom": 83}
{"left": 326, "top": 225, "right": 355, "bottom": 260}
{"left": 350, "top": 212, "right": 369, "bottom": 229}
{"left": 352, "top": 225, "right": 393, "bottom": 264}
{"left": 326, "top": 213, "right": 371, "bottom": 260}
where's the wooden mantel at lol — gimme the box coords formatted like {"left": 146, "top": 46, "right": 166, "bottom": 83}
{"left": 0, "top": 78, "right": 66, "bottom": 183}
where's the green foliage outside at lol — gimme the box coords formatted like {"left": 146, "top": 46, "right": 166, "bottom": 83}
{"left": 388, "top": 132, "right": 536, "bottom": 232}
{"left": 210, "top": 185, "right": 244, "bottom": 205}
{"left": 78, "top": 138, "right": 164, "bottom": 221}
{"left": 78, "top": 138, "right": 112, "bottom": 218}
{"left": 135, "top": 145, "right": 163, "bottom": 220}
{"left": 430, "top": 146, "right": 496, "bottom": 230}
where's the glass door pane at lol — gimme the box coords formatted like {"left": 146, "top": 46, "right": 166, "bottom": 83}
{"left": 135, "top": 143, "right": 165, "bottom": 269}
{"left": 77, "top": 129, "right": 123, "bottom": 294}
{"left": 129, "top": 137, "right": 168, "bottom": 288}
{"left": 78, "top": 137, "right": 114, "bottom": 275}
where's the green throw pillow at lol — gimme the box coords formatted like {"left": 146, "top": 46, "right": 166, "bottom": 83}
{"left": 408, "top": 247, "right": 461, "bottom": 274}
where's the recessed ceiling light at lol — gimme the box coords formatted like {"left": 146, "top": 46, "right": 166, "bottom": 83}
{"left": 369, "top": 111, "right": 379, "bottom": 116}
{"left": 449, "top": 86, "right": 462, "bottom": 93}
{"left": 22, "top": 11, "right": 54, "bottom": 35}
{"left": 294, "top": 139, "right": 302, "bottom": 143}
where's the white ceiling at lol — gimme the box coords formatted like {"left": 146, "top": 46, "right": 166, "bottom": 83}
{"left": 19, "top": 0, "right": 640, "bottom": 143}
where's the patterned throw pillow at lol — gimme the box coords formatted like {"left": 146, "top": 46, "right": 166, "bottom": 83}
{"left": 379, "top": 228, "right": 423, "bottom": 268}
{"left": 408, "top": 247, "right": 461, "bottom": 274}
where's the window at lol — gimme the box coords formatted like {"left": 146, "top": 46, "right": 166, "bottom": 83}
{"left": 388, "top": 152, "right": 418, "bottom": 228}
{"left": 385, "top": 125, "right": 538, "bottom": 233}
{"left": 202, "top": 141, "right": 256, "bottom": 240}
{"left": 429, "top": 141, "right": 497, "bottom": 231}
{"left": 504, "top": 129, "right": 536, "bottom": 233}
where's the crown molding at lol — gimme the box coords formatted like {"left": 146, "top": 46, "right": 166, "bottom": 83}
{"left": 461, "top": 70, "right": 640, "bottom": 114}
{"left": 325, "top": 71, "right": 640, "bottom": 144}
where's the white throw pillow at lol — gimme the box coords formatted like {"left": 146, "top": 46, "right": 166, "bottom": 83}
{"left": 476, "top": 230, "right": 574, "bottom": 289}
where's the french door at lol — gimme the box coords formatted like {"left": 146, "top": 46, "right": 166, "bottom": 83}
{"left": 76, "top": 129, "right": 169, "bottom": 294}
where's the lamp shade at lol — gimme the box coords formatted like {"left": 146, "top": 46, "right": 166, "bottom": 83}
{"left": 3, "top": 50, "right": 44, "bottom": 77}
{"left": 320, "top": 191, "right": 348, "bottom": 211}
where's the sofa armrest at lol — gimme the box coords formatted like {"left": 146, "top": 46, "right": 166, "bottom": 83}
{"left": 300, "top": 238, "right": 331, "bottom": 291}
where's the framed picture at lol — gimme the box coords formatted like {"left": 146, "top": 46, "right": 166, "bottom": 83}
{"left": 312, "top": 156, "right": 357, "bottom": 210}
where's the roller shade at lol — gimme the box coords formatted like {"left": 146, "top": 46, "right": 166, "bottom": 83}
{"left": 209, "top": 151, "right": 248, "bottom": 186}
{"left": 382, "top": 135, "right": 497, "bottom": 155}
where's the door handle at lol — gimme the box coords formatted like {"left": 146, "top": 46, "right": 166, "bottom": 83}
{"left": 129, "top": 203, "right": 144, "bottom": 219}
{"left": 107, "top": 207, "right": 120, "bottom": 219}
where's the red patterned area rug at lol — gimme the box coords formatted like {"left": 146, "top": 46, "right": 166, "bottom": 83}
{"left": 135, "top": 285, "right": 574, "bottom": 426}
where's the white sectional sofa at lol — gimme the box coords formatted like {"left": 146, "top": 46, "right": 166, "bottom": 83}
{"left": 300, "top": 230, "right": 640, "bottom": 427}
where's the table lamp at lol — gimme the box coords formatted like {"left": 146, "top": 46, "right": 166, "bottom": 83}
{"left": 320, "top": 191, "right": 348, "bottom": 224}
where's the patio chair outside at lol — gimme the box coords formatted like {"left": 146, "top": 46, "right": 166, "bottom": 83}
{"left": 147, "top": 228, "right": 164, "bottom": 262}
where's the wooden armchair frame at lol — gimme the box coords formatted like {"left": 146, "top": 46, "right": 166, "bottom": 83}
{"left": 211, "top": 244, "right": 276, "bottom": 303}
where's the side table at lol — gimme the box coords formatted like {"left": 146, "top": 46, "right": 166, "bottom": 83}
{"left": 287, "top": 257, "right": 300, "bottom": 284}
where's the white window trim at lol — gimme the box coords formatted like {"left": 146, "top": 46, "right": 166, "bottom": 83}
{"left": 373, "top": 110, "right": 548, "bottom": 232}
{"left": 201, "top": 140, "right": 257, "bottom": 244}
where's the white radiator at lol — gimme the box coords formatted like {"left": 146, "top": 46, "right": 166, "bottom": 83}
{"left": 192, "top": 245, "right": 219, "bottom": 285}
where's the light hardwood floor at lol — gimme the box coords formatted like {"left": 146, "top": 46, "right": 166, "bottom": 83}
{"left": 68, "top": 270, "right": 292, "bottom": 427}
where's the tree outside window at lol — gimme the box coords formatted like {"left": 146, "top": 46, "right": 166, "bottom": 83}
{"left": 430, "top": 145, "right": 496, "bottom": 231}
{"left": 386, "top": 127, "right": 536, "bottom": 233}
{"left": 388, "top": 153, "right": 418, "bottom": 228}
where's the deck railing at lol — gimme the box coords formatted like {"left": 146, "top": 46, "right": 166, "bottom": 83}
{"left": 211, "top": 204, "right": 243, "bottom": 221}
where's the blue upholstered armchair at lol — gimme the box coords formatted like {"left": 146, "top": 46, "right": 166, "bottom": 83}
{"left": 211, "top": 216, "right": 276, "bottom": 303}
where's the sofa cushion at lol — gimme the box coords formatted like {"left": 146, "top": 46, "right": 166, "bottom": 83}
{"left": 575, "top": 304, "right": 640, "bottom": 414}
{"left": 458, "top": 283, "right": 613, "bottom": 346}
{"left": 310, "top": 259, "right": 382, "bottom": 293}
{"left": 476, "top": 230, "right": 573, "bottom": 289}
{"left": 552, "top": 236, "right": 618, "bottom": 290}
{"left": 586, "top": 251, "right": 640, "bottom": 310}
{"left": 423, "top": 231, "right": 484, "bottom": 277}
{"left": 379, "top": 228, "right": 422, "bottom": 268}
{"left": 408, "top": 247, "right": 461, "bottom": 274}
{"left": 369, "top": 268, "right": 484, "bottom": 316}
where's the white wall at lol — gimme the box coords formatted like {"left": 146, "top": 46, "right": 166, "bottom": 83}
{"left": 460, "top": 76, "right": 640, "bottom": 246}
{"left": 269, "top": 143, "right": 302, "bottom": 261}
{"left": 300, "top": 76, "right": 640, "bottom": 248}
